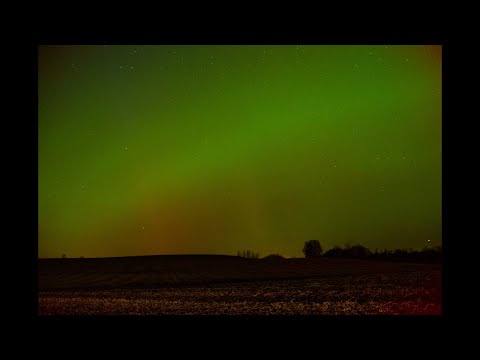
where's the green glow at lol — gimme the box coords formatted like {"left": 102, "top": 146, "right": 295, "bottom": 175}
{"left": 38, "top": 45, "right": 441, "bottom": 258}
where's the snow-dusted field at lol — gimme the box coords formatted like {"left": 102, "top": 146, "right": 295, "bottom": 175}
{"left": 39, "top": 270, "right": 441, "bottom": 315}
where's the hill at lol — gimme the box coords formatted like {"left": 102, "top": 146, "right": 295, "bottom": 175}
{"left": 38, "top": 254, "right": 440, "bottom": 291}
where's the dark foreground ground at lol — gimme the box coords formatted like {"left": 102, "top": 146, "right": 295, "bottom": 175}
{"left": 38, "top": 255, "right": 441, "bottom": 315}
{"left": 39, "top": 271, "right": 441, "bottom": 315}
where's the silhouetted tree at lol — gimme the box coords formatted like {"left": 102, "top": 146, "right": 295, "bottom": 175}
{"left": 324, "top": 246, "right": 343, "bottom": 257}
{"left": 238, "top": 250, "right": 260, "bottom": 259}
{"left": 350, "top": 244, "right": 371, "bottom": 258}
{"left": 303, "top": 240, "right": 323, "bottom": 258}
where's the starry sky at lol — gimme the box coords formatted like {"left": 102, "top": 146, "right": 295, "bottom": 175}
{"left": 38, "top": 45, "right": 441, "bottom": 258}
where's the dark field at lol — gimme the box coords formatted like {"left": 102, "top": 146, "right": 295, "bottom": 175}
{"left": 38, "top": 255, "right": 441, "bottom": 315}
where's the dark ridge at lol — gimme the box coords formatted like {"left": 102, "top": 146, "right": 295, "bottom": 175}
{"left": 38, "top": 255, "right": 440, "bottom": 291}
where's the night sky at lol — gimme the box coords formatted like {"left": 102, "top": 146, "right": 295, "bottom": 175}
{"left": 38, "top": 45, "right": 441, "bottom": 258}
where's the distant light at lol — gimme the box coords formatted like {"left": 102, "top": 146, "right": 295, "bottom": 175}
{"left": 427, "top": 239, "right": 431, "bottom": 242}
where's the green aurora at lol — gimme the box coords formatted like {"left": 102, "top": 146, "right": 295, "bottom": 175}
{"left": 38, "top": 45, "right": 441, "bottom": 258}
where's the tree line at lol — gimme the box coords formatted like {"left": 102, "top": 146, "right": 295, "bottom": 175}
{"left": 303, "top": 240, "right": 442, "bottom": 263}
{"left": 237, "top": 250, "right": 260, "bottom": 259}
